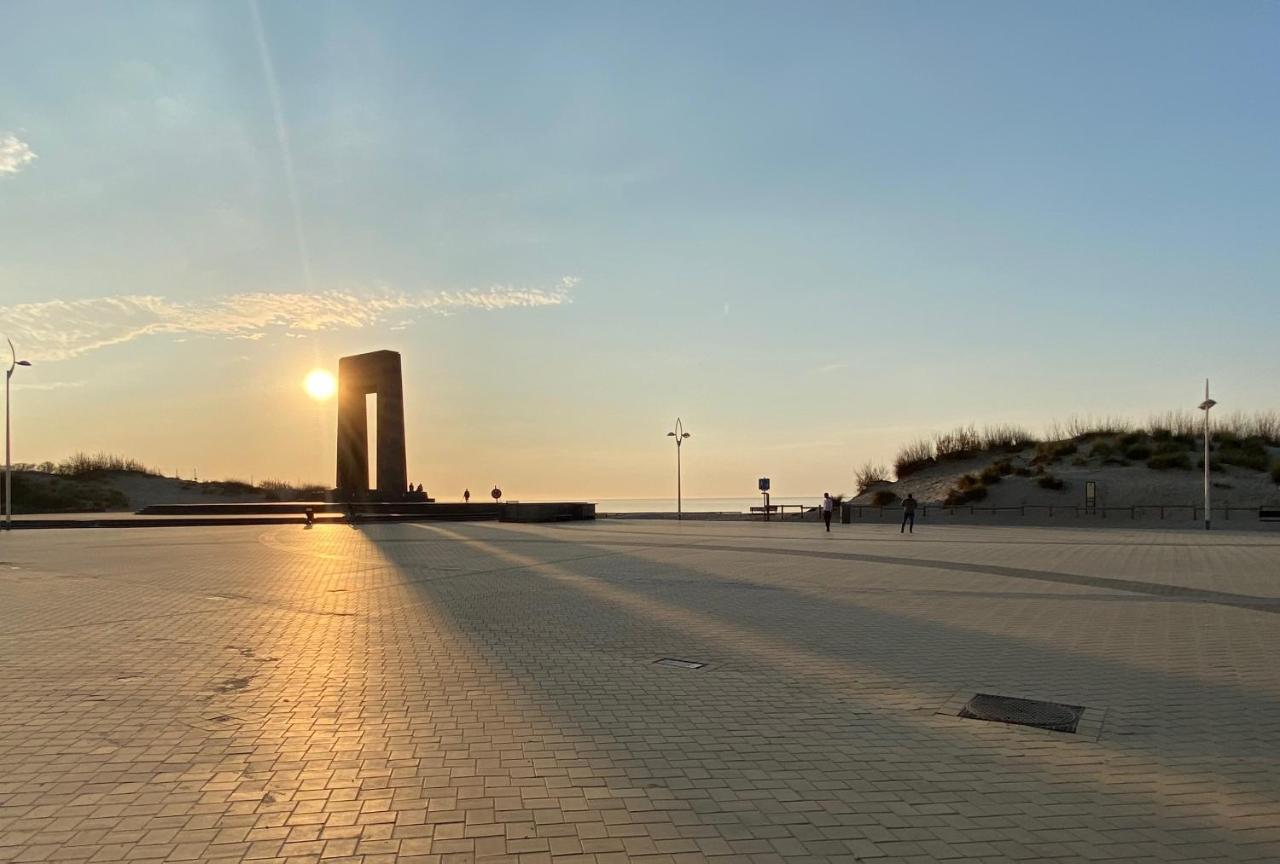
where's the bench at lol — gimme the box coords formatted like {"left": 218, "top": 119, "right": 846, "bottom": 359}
{"left": 1261, "top": 508, "right": 1280, "bottom": 521}
{"left": 749, "top": 505, "right": 814, "bottom": 519}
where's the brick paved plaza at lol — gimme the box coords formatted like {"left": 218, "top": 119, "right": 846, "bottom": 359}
{"left": 2, "top": 520, "right": 1279, "bottom": 863}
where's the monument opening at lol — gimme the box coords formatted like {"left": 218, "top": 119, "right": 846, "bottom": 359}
{"left": 365, "top": 393, "right": 378, "bottom": 492}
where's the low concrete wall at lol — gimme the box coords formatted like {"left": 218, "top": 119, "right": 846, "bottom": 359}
{"left": 139, "top": 502, "right": 497, "bottom": 518}
{"left": 500, "top": 502, "right": 596, "bottom": 523}
{"left": 122, "top": 501, "right": 597, "bottom": 525}
{"left": 140, "top": 501, "right": 335, "bottom": 515}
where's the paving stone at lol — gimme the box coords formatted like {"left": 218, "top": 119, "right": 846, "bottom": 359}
{"left": 1, "top": 521, "right": 1278, "bottom": 862}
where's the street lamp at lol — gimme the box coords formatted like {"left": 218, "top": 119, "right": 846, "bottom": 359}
{"left": 5, "top": 338, "right": 33, "bottom": 530}
{"left": 666, "top": 418, "right": 691, "bottom": 520}
{"left": 1198, "top": 379, "right": 1216, "bottom": 532}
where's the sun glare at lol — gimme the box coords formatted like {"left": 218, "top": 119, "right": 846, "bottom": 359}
{"left": 304, "top": 369, "right": 337, "bottom": 401}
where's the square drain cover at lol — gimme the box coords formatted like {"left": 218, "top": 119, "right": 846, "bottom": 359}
{"left": 654, "top": 658, "right": 705, "bottom": 669}
{"left": 959, "top": 693, "right": 1084, "bottom": 733}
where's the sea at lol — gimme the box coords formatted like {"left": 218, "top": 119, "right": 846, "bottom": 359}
{"left": 593, "top": 496, "right": 822, "bottom": 514}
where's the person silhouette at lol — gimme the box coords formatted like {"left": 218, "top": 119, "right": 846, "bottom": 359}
{"left": 901, "top": 493, "right": 917, "bottom": 534}
{"left": 464, "top": 488, "right": 471, "bottom": 503}
{"left": 821, "top": 492, "right": 834, "bottom": 532}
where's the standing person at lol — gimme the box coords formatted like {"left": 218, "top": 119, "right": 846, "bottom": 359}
{"left": 821, "top": 492, "right": 834, "bottom": 532}
{"left": 901, "top": 493, "right": 917, "bottom": 534}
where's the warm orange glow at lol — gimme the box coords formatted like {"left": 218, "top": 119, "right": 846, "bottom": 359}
{"left": 303, "top": 369, "right": 336, "bottom": 400}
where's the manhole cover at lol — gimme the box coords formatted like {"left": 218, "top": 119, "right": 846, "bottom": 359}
{"left": 959, "top": 693, "right": 1083, "bottom": 733}
{"left": 654, "top": 658, "right": 706, "bottom": 670}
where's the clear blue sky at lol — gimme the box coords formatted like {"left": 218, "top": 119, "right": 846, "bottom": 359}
{"left": 1, "top": 1, "right": 1277, "bottom": 498}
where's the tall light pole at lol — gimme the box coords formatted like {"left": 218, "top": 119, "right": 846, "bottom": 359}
{"left": 666, "top": 418, "right": 691, "bottom": 520}
{"left": 5, "top": 338, "right": 33, "bottom": 530}
{"left": 1198, "top": 379, "right": 1216, "bottom": 532}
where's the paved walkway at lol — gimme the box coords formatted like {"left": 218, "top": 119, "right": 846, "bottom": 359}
{"left": 1, "top": 521, "right": 1278, "bottom": 863}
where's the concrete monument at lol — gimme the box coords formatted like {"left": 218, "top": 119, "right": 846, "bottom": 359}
{"left": 336, "top": 350, "right": 407, "bottom": 500}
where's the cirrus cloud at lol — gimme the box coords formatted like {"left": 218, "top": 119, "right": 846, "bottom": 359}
{"left": 0, "top": 279, "right": 577, "bottom": 362}
{"left": 0, "top": 134, "right": 37, "bottom": 177}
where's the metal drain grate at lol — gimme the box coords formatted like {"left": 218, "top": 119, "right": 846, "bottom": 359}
{"left": 654, "top": 658, "right": 706, "bottom": 670}
{"left": 959, "top": 693, "right": 1084, "bottom": 733}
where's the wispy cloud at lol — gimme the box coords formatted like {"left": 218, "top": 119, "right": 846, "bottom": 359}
{"left": 0, "top": 134, "right": 37, "bottom": 177}
{"left": 813, "top": 361, "right": 850, "bottom": 375}
{"left": 13, "top": 380, "right": 86, "bottom": 392}
{"left": 0, "top": 279, "right": 577, "bottom": 361}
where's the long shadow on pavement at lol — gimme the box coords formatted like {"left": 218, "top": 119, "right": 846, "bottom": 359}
{"left": 358, "top": 521, "right": 1278, "bottom": 861}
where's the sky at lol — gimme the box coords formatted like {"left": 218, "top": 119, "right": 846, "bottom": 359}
{"left": 1, "top": 1, "right": 1277, "bottom": 500}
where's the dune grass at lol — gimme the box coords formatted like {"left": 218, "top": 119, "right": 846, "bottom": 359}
{"left": 893, "top": 438, "right": 937, "bottom": 478}
{"left": 943, "top": 474, "right": 988, "bottom": 505}
{"left": 18, "top": 455, "right": 329, "bottom": 500}
{"left": 854, "top": 462, "right": 891, "bottom": 495}
{"left": 870, "top": 489, "right": 897, "bottom": 506}
{"left": 5, "top": 474, "right": 128, "bottom": 513}
{"left": 1148, "top": 452, "right": 1191, "bottom": 470}
{"left": 891, "top": 411, "right": 1280, "bottom": 480}
{"left": 53, "top": 452, "right": 159, "bottom": 478}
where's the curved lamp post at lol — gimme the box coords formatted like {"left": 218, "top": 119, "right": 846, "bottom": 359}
{"left": 5, "top": 338, "right": 33, "bottom": 530}
{"left": 1198, "top": 379, "right": 1216, "bottom": 531}
{"left": 666, "top": 418, "right": 691, "bottom": 520}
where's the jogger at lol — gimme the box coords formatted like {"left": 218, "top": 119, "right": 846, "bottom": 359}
{"left": 901, "top": 493, "right": 917, "bottom": 533}
{"left": 821, "top": 492, "right": 833, "bottom": 532}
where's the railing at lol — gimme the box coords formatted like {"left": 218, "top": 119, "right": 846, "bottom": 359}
{"left": 844, "top": 503, "right": 1272, "bottom": 521}
{"left": 599, "top": 504, "right": 1278, "bottom": 522}
{"left": 750, "top": 504, "right": 813, "bottom": 519}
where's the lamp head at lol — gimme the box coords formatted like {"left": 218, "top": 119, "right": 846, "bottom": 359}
{"left": 1198, "top": 399, "right": 1216, "bottom": 411}
{"left": 16, "top": 360, "right": 30, "bottom": 367}
{"left": 667, "top": 432, "right": 676, "bottom": 437}
{"left": 682, "top": 432, "right": 690, "bottom": 438}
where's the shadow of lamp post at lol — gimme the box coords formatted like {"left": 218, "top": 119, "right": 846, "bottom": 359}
{"left": 667, "top": 418, "right": 691, "bottom": 521}
{"left": 5, "top": 338, "right": 33, "bottom": 530}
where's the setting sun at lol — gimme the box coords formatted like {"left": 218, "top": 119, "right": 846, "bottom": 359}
{"left": 303, "top": 369, "right": 336, "bottom": 401}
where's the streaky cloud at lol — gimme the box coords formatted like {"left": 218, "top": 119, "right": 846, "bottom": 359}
{"left": 13, "top": 380, "right": 86, "bottom": 392}
{"left": 0, "top": 279, "right": 576, "bottom": 361}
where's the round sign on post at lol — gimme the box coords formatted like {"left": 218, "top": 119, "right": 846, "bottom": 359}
{"left": 491, "top": 487, "right": 502, "bottom": 501}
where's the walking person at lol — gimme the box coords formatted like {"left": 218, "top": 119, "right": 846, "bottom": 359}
{"left": 901, "top": 493, "right": 917, "bottom": 534}
{"left": 821, "top": 492, "right": 834, "bottom": 532}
